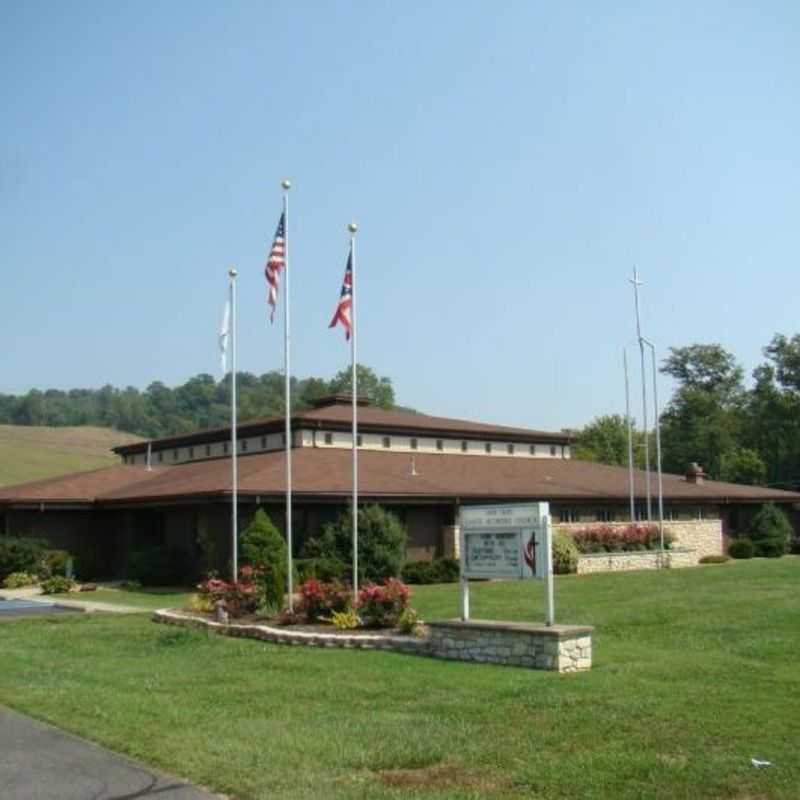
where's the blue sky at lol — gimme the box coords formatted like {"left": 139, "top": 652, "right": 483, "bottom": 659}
{"left": 1, "top": 1, "right": 798, "bottom": 431}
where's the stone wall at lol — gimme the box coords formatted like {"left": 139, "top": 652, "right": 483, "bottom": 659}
{"left": 662, "top": 520, "right": 723, "bottom": 558}
{"left": 426, "top": 620, "right": 593, "bottom": 672}
{"left": 576, "top": 548, "right": 696, "bottom": 575}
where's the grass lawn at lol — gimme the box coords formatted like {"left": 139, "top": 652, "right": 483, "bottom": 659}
{"left": 2, "top": 558, "right": 799, "bottom": 799}
{"left": 0, "top": 424, "right": 141, "bottom": 486}
{"left": 50, "top": 587, "right": 195, "bottom": 610}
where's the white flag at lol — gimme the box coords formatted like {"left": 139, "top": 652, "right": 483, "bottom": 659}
{"left": 219, "top": 300, "right": 231, "bottom": 377}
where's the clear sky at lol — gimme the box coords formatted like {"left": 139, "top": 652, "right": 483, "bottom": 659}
{"left": 1, "top": 1, "right": 798, "bottom": 431}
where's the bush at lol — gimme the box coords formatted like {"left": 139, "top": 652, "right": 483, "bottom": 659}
{"left": 297, "top": 578, "right": 352, "bottom": 622}
{"left": 0, "top": 537, "right": 47, "bottom": 582}
{"left": 356, "top": 578, "right": 411, "bottom": 628}
{"left": 401, "top": 558, "right": 460, "bottom": 584}
{"left": 791, "top": 538, "right": 800, "bottom": 555}
{"left": 553, "top": 532, "right": 579, "bottom": 574}
{"left": 2, "top": 571, "right": 39, "bottom": 589}
{"left": 567, "top": 524, "right": 672, "bottom": 554}
{"left": 748, "top": 503, "right": 792, "bottom": 558}
{"left": 729, "top": 538, "right": 755, "bottom": 559}
{"left": 240, "top": 509, "right": 287, "bottom": 607}
{"left": 295, "top": 557, "right": 347, "bottom": 584}
{"left": 397, "top": 607, "right": 420, "bottom": 635}
{"left": 302, "top": 504, "right": 407, "bottom": 583}
{"left": 128, "top": 545, "right": 191, "bottom": 586}
{"left": 37, "top": 549, "right": 71, "bottom": 580}
{"left": 196, "top": 568, "right": 262, "bottom": 618}
{"left": 331, "top": 609, "right": 359, "bottom": 630}
{"left": 699, "top": 554, "right": 730, "bottom": 564}
{"left": 40, "top": 575, "right": 77, "bottom": 594}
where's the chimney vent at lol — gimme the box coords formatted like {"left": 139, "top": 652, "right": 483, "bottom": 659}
{"left": 686, "top": 462, "right": 705, "bottom": 484}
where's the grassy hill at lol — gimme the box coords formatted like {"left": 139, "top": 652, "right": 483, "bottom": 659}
{"left": 0, "top": 425, "right": 142, "bottom": 487}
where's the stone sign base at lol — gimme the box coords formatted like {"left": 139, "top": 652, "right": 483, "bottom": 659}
{"left": 426, "top": 620, "right": 593, "bottom": 672}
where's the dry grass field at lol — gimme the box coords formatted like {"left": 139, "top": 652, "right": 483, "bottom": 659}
{"left": 0, "top": 425, "right": 141, "bottom": 486}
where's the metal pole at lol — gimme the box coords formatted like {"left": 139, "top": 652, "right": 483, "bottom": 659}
{"left": 457, "top": 506, "right": 469, "bottom": 620}
{"left": 229, "top": 267, "right": 239, "bottom": 581}
{"left": 644, "top": 339, "right": 665, "bottom": 558}
{"left": 543, "top": 514, "right": 555, "bottom": 626}
{"left": 281, "top": 180, "right": 294, "bottom": 611}
{"left": 623, "top": 347, "right": 635, "bottom": 521}
{"left": 348, "top": 222, "right": 359, "bottom": 603}
{"left": 630, "top": 268, "right": 652, "bottom": 520}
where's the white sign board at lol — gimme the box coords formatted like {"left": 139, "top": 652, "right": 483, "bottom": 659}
{"left": 460, "top": 502, "right": 549, "bottom": 580}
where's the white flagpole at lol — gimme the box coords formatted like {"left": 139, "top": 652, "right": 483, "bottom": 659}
{"left": 229, "top": 266, "right": 239, "bottom": 581}
{"left": 282, "top": 179, "right": 294, "bottom": 611}
{"left": 348, "top": 222, "right": 359, "bottom": 602}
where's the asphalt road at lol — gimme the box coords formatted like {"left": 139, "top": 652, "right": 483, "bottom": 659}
{"left": 0, "top": 707, "right": 221, "bottom": 799}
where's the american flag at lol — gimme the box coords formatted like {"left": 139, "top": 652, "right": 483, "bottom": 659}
{"left": 329, "top": 248, "right": 353, "bottom": 340}
{"left": 265, "top": 212, "right": 286, "bottom": 323}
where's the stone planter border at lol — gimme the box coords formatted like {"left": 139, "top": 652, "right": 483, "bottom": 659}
{"left": 153, "top": 609, "right": 593, "bottom": 671}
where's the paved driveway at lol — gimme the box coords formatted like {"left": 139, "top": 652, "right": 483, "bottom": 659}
{"left": 0, "top": 598, "right": 81, "bottom": 621}
{"left": 0, "top": 708, "right": 221, "bottom": 799}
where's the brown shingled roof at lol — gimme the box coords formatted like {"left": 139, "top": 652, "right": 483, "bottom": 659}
{"left": 5, "top": 449, "right": 794, "bottom": 507}
{"left": 113, "top": 397, "right": 570, "bottom": 456}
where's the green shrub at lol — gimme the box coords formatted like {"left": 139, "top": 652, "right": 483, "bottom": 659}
{"left": 0, "top": 537, "right": 47, "bottom": 581}
{"left": 397, "top": 607, "right": 420, "bottom": 635}
{"left": 128, "top": 546, "right": 191, "bottom": 586}
{"left": 401, "top": 558, "right": 461, "bottom": 584}
{"left": 37, "top": 549, "right": 72, "bottom": 580}
{"left": 2, "top": 571, "right": 39, "bottom": 589}
{"left": 302, "top": 504, "right": 407, "bottom": 583}
{"left": 729, "top": 538, "right": 755, "bottom": 559}
{"left": 240, "top": 509, "right": 288, "bottom": 607}
{"left": 40, "top": 575, "right": 77, "bottom": 594}
{"left": 748, "top": 503, "right": 792, "bottom": 558}
{"left": 791, "top": 538, "right": 800, "bottom": 555}
{"left": 295, "top": 557, "right": 347, "bottom": 584}
{"left": 699, "top": 554, "right": 730, "bottom": 564}
{"left": 553, "top": 532, "right": 579, "bottom": 574}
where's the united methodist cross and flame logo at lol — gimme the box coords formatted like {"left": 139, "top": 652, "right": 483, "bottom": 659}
{"left": 523, "top": 532, "right": 537, "bottom": 574}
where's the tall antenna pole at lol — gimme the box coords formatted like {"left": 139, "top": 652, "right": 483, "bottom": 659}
{"left": 229, "top": 266, "right": 239, "bottom": 581}
{"left": 630, "top": 267, "right": 652, "bottom": 520}
{"left": 644, "top": 339, "right": 665, "bottom": 555}
{"left": 281, "top": 179, "right": 294, "bottom": 611}
{"left": 623, "top": 348, "right": 635, "bottom": 521}
{"left": 349, "top": 222, "right": 359, "bottom": 603}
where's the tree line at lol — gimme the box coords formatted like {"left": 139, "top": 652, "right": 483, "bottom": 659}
{"left": 573, "top": 333, "right": 800, "bottom": 489}
{"left": 0, "top": 365, "right": 397, "bottom": 439}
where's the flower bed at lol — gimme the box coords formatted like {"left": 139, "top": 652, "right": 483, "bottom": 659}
{"left": 568, "top": 523, "right": 674, "bottom": 554}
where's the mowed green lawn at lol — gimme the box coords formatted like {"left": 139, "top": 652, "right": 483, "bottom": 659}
{"left": 1, "top": 559, "right": 798, "bottom": 800}
{"left": 51, "top": 587, "right": 195, "bottom": 610}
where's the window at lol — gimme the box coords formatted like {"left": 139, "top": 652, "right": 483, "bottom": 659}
{"left": 241, "top": 440, "right": 248, "bottom": 452}
{"left": 507, "top": 443, "right": 515, "bottom": 455}
{"left": 559, "top": 508, "right": 580, "bottom": 523}
{"left": 189, "top": 447, "right": 194, "bottom": 459}
{"left": 485, "top": 442, "right": 492, "bottom": 453}
{"left": 596, "top": 508, "right": 615, "bottom": 522}
{"left": 436, "top": 439, "right": 443, "bottom": 451}
{"left": 529, "top": 444, "right": 536, "bottom": 455}
{"left": 324, "top": 433, "right": 333, "bottom": 445}
{"left": 173, "top": 449, "right": 179, "bottom": 461}
{"left": 223, "top": 442, "right": 229, "bottom": 454}
{"left": 261, "top": 436, "right": 267, "bottom": 448}
{"left": 157, "top": 451, "right": 163, "bottom": 463}
{"left": 550, "top": 445, "right": 557, "bottom": 456}
{"left": 281, "top": 433, "right": 286, "bottom": 446}
{"left": 410, "top": 438, "right": 418, "bottom": 450}
{"left": 382, "top": 437, "right": 391, "bottom": 449}
{"left": 461, "top": 441, "right": 468, "bottom": 453}
{"left": 635, "top": 504, "right": 648, "bottom": 521}
{"left": 205, "top": 445, "right": 211, "bottom": 457}
{"left": 357, "top": 435, "right": 363, "bottom": 446}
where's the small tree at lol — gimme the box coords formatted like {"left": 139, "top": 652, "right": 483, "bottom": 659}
{"left": 303, "top": 504, "right": 407, "bottom": 583}
{"left": 240, "top": 509, "right": 287, "bottom": 606}
{"left": 748, "top": 503, "right": 793, "bottom": 558}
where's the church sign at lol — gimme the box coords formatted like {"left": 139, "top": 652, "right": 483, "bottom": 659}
{"left": 460, "top": 502, "right": 550, "bottom": 580}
